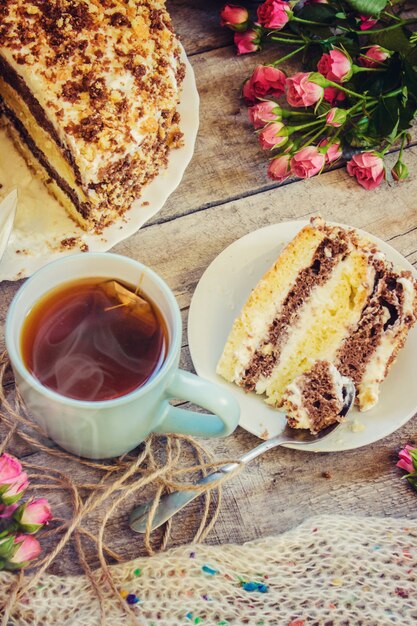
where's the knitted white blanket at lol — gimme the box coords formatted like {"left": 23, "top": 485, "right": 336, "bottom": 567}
{"left": 1, "top": 514, "right": 416, "bottom": 625}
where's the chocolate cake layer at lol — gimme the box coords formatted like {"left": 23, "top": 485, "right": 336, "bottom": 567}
{"left": 2, "top": 105, "right": 88, "bottom": 217}
{"left": 0, "top": 54, "right": 81, "bottom": 182}
{"left": 286, "top": 361, "right": 345, "bottom": 433}
{"left": 336, "top": 268, "right": 408, "bottom": 384}
{"left": 242, "top": 233, "right": 351, "bottom": 391}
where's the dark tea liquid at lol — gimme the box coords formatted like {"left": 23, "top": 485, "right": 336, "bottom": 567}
{"left": 21, "top": 278, "right": 168, "bottom": 401}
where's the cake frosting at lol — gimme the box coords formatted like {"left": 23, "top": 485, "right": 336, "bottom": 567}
{"left": 217, "top": 217, "right": 417, "bottom": 426}
{"left": 0, "top": 0, "right": 184, "bottom": 230}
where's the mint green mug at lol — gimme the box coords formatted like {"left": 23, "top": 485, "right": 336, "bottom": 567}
{"left": 6, "top": 253, "right": 240, "bottom": 459}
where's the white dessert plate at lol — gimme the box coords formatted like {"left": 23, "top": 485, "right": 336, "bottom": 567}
{"left": 0, "top": 48, "right": 198, "bottom": 282}
{"left": 188, "top": 221, "right": 417, "bottom": 452}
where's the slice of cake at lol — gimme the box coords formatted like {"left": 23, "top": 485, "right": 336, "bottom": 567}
{"left": 217, "top": 217, "right": 417, "bottom": 423}
{"left": 0, "top": 0, "right": 185, "bottom": 230}
{"left": 280, "top": 361, "right": 353, "bottom": 434}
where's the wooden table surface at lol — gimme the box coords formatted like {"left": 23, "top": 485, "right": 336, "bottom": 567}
{"left": 0, "top": 0, "right": 416, "bottom": 575}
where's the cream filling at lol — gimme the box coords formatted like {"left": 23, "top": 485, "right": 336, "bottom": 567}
{"left": 259, "top": 251, "right": 372, "bottom": 405}
{"left": 0, "top": 77, "right": 87, "bottom": 208}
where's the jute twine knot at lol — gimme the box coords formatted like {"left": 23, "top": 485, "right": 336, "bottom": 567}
{"left": 0, "top": 351, "right": 243, "bottom": 625}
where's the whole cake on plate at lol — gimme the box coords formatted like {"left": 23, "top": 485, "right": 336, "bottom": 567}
{"left": 0, "top": 0, "right": 185, "bottom": 230}
{"left": 217, "top": 217, "right": 417, "bottom": 431}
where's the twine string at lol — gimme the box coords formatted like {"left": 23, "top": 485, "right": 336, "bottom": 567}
{"left": 0, "top": 352, "right": 243, "bottom": 625}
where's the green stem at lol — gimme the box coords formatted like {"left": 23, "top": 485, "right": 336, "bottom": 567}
{"left": 298, "top": 126, "right": 326, "bottom": 151}
{"left": 382, "top": 10, "right": 402, "bottom": 22}
{"left": 353, "top": 66, "right": 386, "bottom": 74}
{"left": 325, "top": 80, "right": 366, "bottom": 100}
{"left": 292, "top": 16, "right": 324, "bottom": 26}
{"left": 339, "top": 17, "right": 417, "bottom": 36}
{"left": 271, "top": 44, "right": 307, "bottom": 66}
{"left": 270, "top": 36, "right": 306, "bottom": 44}
{"left": 290, "top": 119, "right": 323, "bottom": 133}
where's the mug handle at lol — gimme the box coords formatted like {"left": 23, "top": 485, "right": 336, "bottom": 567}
{"left": 154, "top": 369, "right": 240, "bottom": 438}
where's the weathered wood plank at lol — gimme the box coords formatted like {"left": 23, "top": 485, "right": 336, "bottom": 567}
{"left": 167, "top": 0, "right": 231, "bottom": 56}
{"left": 1, "top": 149, "right": 417, "bottom": 573}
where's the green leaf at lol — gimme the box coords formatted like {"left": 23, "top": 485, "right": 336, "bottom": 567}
{"left": 297, "top": 4, "right": 338, "bottom": 24}
{"left": 403, "top": 60, "right": 417, "bottom": 100}
{"left": 370, "top": 28, "right": 411, "bottom": 54}
{"left": 368, "top": 95, "right": 400, "bottom": 138}
{"left": 406, "top": 473, "right": 417, "bottom": 493}
{"left": 344, "top": 0, "right": 387, "bottom": 17}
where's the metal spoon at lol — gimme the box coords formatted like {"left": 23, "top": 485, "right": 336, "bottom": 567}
{"left": 129, "top": 379, "right": 355, "bottom": 533}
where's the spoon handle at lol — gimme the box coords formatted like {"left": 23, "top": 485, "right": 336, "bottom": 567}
{"left": 129, "top": 437, "right": 284, "bottom": 533}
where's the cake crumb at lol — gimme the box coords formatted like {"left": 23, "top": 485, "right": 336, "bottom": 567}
{"left": 349, "top": 418, "right": 365, "bottom": 433}
{"left": 321, "top": 471, "right": 332, "bottom": 479}
{"left": 141, "top": 201, "right": 150, "bottom": 207}
{"left": 259, "top": 429, "right": 269, "bottom": 440}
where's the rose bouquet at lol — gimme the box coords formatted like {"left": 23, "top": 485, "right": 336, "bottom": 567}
{"left": 0, "top": 453, "right": 52, "bottom": 570}
{"left": 220, "top": 0, "right": 417, "bottom": 188}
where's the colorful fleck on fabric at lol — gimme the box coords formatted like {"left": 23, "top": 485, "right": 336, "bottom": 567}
{"left": 0, "top": 515, "right": 416, "bottom": 624}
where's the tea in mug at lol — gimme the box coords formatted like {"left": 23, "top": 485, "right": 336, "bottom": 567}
{"left": 21, "top": 278, "right": 168, "bottom": 401}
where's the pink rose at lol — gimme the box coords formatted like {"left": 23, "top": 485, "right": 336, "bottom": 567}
{"left": 7, "top": 534, "right": 42, "bottom": 569}
{"left": 318, "top": 138, "right": 342, "bottom": 164}
{"left": 0, "top": 453, "right": 22, "bottom": 485}
{"left": 325, "top": 107, "right": 347, "bottom": 128}
{"left": 359, "top": 15, "right": 378, "bottom": 30}
{"left": 291, "top": 146, "right": 325, "bottom": 178}
{"left": 397, "top": 445, "right": 416, "bottom": 474}
{"left": 257, "top": 0, "right": 292, "bottom": 29}
{"left": 248, "top": 101, "right": 281, "bottom": 128}
{"left": 2, "top": 472, "right": 29, "bottom": 505}
{"left": 359, "top": 45, "right": 391, "bottom": 68}
{"left": 258, "top": 121, "right": 288, "bottom": 150}
{"left": 234, "top": 29, "right": 261, "bottom": 54}
{"left": 14, "top": 498, "right": 53, "bottom": 533}
{"left": 346, "top": 152, "right": 385, "bottom": 190}
{"left": 242, "top": 65, "right": 286, "bottom": 104}
{"left": 220, "top": 4, "right": 249, "bottom": 30}
{"left": 267, "top": 154, "right": 291, "bottom": 182}
{"left": 286, "top": 72, "right": 324, "bottom": 107}
{"left": 324, "top": 86, "right": 346, "bottom": 105}
{"left": 317, "top": 49, "right": 353, "bottom": 83}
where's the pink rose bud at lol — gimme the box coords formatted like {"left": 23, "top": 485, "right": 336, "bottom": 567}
{"left": 359, "top": 45, "right": 391, "bottom": 68}
{"left": 14, "top": 498, "right": 53, "bottom": 534}
{"left": 0, "top": 503, "right": 18, "bottom": 518}
{"left": 359, "top": 15, "right": 378, "bottom": 30}
{"left": 324, "top": 86, "right": 346, "bottom": 105}
{"left": 397, "top": 445, "right": 416, "bottom": 474}
{"left": 257, "top": 0, "right": 292, "bottom": 30}
{"left": 0, "top": 535, "right": 15, "bottom": 560}
{"left": 317, "top": 49, "right": 353, "bottom": 83}
{"left": 249, "top": 101, "right": 281, "bottom": 128}
{"left": 220, "top": 4, "right": 249, "bottom": 31}
{"left": 291, "top": 146, "right": 325, "bottom": 178}
{"left": 242, "top": 65, "right": 287, "bottom": 104}
{"left": 286, "top": 72, "right": 324, "bottom": 108}
{"left": 267, "top": 154, "right": 292, "bottom": 183}
{"left": 2, "top": 471, "right": 29, "bottom": 505}
{"left": 318, "top": 138, "right": 342, "bottom": 164}
{"left": 6, "top": 534, "right": 42, "bottom": 569}
{"left": 325, "top": 107, "right": 348, "bottom": 127}
{"left": 234, "top": 29, "right": 261, "bottom": 55}
{"left": 346, "top": 152, "right": 385, "bottom": 190}
{"left": 0, "top": 453, "right": 22, "bottom": 486}
{"left": 259, "top": 122, "right": 288, "bottom": 150}
{"left": 391, "top": 160, "right": 409, "bottom": 182}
